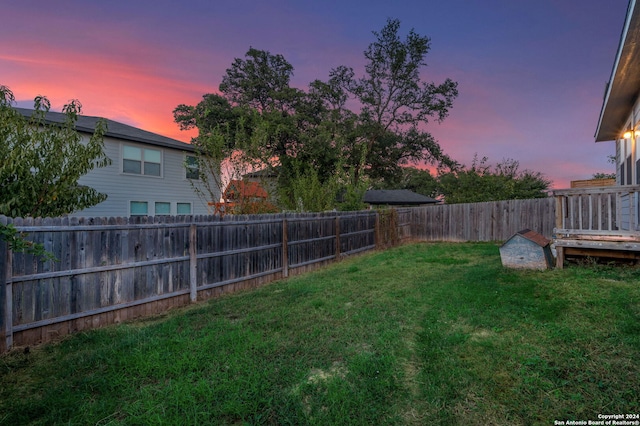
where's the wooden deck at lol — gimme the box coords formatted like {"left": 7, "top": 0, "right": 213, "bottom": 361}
{"left": 553, "top": 185, "right": 640, "bottom": 267}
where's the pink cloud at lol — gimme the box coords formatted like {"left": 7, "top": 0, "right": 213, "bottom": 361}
{"left": 0, "top": 37, "right": 220, "bottom": 142}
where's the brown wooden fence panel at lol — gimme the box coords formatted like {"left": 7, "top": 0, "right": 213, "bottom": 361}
{"left": 377, "top": 209, "right": 399, "bottom": 248}
{"left": 0, "top": 211, "right": 386, "bottom": 351}
{"left": 339, "top": 212, "right": 377, "bottom": 256}
{"left": 287, "top": 213, "right": 337, "bottom": 269}
{"left": 0, "top": 216, "right": 7, "bottom": 353}
{"left": 195, "top": 214, "right": 284, "bottom": 291}
{"left": 0, "top": 199, "right": 556, "bottom": 352}
{"left": 410, "top": 198, "right": 555, "bottom": 242}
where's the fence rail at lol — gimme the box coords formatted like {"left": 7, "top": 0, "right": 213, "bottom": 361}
{"left": 1, "top": 197, "right": 556, "bottom": 353}
{"left": 1, "top": 211, "right": 381, "bottom": 352}
{"left": 552, "top": 185, "right": 640, "bottom": 236}
{"left": 410, "top": 198, "right": 556, "bottom": 241}
{"left": 551, "top": 185, "right": 640, "bottom": 267}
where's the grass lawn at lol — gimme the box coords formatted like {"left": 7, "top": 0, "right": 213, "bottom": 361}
{"left": 1, "top": 242, "right": 639, "bottom": 425}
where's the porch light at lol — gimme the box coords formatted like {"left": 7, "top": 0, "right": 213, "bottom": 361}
{"left": 622, "top": 129, "right": 640, "bottom": 139}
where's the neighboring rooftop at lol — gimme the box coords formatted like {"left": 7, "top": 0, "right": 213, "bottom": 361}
{"left": 14, "top": 107, "right": 194, "bottom": 152}
{"left": 223, "top": 180, "right": 269, "bottom": 201}
{"left": 364, "top": 189, "right": 438, "bottom": 206}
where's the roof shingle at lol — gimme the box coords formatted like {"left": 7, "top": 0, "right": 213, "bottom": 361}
{"left": 15, "top": 107, "right": 194, "bottom": 152}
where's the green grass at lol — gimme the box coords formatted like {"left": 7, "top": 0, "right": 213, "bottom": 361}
{"left": 1, "top": 242, "right": 639, "bottom": 425}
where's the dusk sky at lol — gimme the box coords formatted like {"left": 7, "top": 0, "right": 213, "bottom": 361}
{"left": 2, "top": 0, "right": 630, "bottom": 188}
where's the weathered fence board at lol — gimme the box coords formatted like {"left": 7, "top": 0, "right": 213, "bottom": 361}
{"left": 0, "top": 198, "right": 556, "bottom": 352}
{"left": 1, "top": 211, "right": 383, "bottom": 351}
{"left": 411, "top": 198, "right": 555, "bottom": 242}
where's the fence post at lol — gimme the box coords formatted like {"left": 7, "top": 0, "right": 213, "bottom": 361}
{"left": 282, "top": 218, "right": 289, "bottom": 278}
{"left": 374, "top": 212, "right": 380, "bottom": 249}
{"left": 335, "top": 215, "right": 341, "bottom": 259}
{"left": 0, "top": 233, "right": 12, "bottom": 352}
{"left": 189, "top": 223, "right": 197, "bottom": 302}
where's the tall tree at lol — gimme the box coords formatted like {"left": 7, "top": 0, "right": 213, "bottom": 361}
{"left": 174, "top": 93, "right": 248, "bottom": 206}
{"left": 175, "top": 50, "right": 344, "bottom": 210}
{"left": 331, "top": 18, "right": 459, "bottom": 182}
{"left": 220, "top": 47, "right": 302, "bottom": 114}
{"left": 174, "top": 19, "right": 458, "bottom": 211}
{"left": 0, "top": 85, "right": 111, "bottom": 254}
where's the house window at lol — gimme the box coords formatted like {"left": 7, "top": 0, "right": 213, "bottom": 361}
{"left": 155, "top": 202, "right": 171, "bottom": 215}
{"left": 123, "top": 145, "right": 162, "bottom": 177}
{"left": 177, "top": 202, "right": 192, "bottom": 215}
{"left": 186, "top": 155, "right": 199, "bottom": 180}
{"left": 130, "top": 201, "right": 148, "bottom": 216}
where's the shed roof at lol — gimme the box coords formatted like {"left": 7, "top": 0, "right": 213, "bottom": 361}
{"left": 363, "top": 189, "right": 438, "bottom": 205}
{"left": 15, "top": 107, "right": 195, "bottom": 152}
{"left": 595, "top": 0, "right": 640, "bottom": 142}
{"left": 504, "top": 228, "right": 551, "bottom": 248}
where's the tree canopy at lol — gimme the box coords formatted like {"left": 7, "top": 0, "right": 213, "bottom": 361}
{"left": 0, "top": 85, "right": 111, "bottom": 254}
{"left": 592, "top": 155, "right": 616, "bottom": 180}
{"left": 436, "top": 156, "right": 551, "bottom": 203}
{"left": 174, "top": 18, "right": 458, "bottom": 211}
{"left": 373, "top": 166, "right": 439, "bottom": 199}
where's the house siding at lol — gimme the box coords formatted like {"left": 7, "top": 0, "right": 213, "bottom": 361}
{"left": 620, "top": 193, "right": 631, "bottom": 230}
{"left": 72, "top": 135, "right": 213, "bottom": 217}
{"left": 618, "top": 106, "right": 639, "bottom": 186}
{"left": 616, "top": 107, "right": 640, "bottom": 230}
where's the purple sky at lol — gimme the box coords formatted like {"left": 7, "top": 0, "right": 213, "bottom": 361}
{"left": 1, "top": 0, "right": 629, "bottom": 188}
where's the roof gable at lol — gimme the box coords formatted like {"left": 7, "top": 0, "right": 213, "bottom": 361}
{"left": 502, "top": 228, "right": 550, "bottom": 248}
{"left": 15, "top": 107, "right": 195, "bottom": 152}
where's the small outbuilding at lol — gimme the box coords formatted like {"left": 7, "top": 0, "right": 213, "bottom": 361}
{"left": 363, "top": 189, "right": 438, "bottom": 207}
{"left": 500, "top": 229, "right": 554, "bottom": 270}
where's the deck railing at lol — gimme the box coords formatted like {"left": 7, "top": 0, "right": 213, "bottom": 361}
{"left": 552, "top": 185, "right": 640, "bottom": 240}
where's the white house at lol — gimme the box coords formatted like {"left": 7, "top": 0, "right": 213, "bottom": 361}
{"left": 552, "top": 0, "right": 640, "bottom": 267}
{"left": 16, "top": 108, "right": 215, "bottom": 218}
{"left": 594, "top": 0, "right": 640, "bottom": 231}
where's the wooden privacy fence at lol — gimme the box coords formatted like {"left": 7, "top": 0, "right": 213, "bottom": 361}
{"left": 410, "top": 198, "right": 556, "bottom": 241}
{"left": 0, "top": 211, "right": 378, "bottom": 352}
{"left": 376, "top": 208, "right": 413, "bottom": 248}
{"left": 0, "top": 197, "right": 557, "bottom": 353}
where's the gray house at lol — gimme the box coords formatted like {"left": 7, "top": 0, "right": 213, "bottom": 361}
{"left": 16, "top": 108, "right": 213, "bottom": 217}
